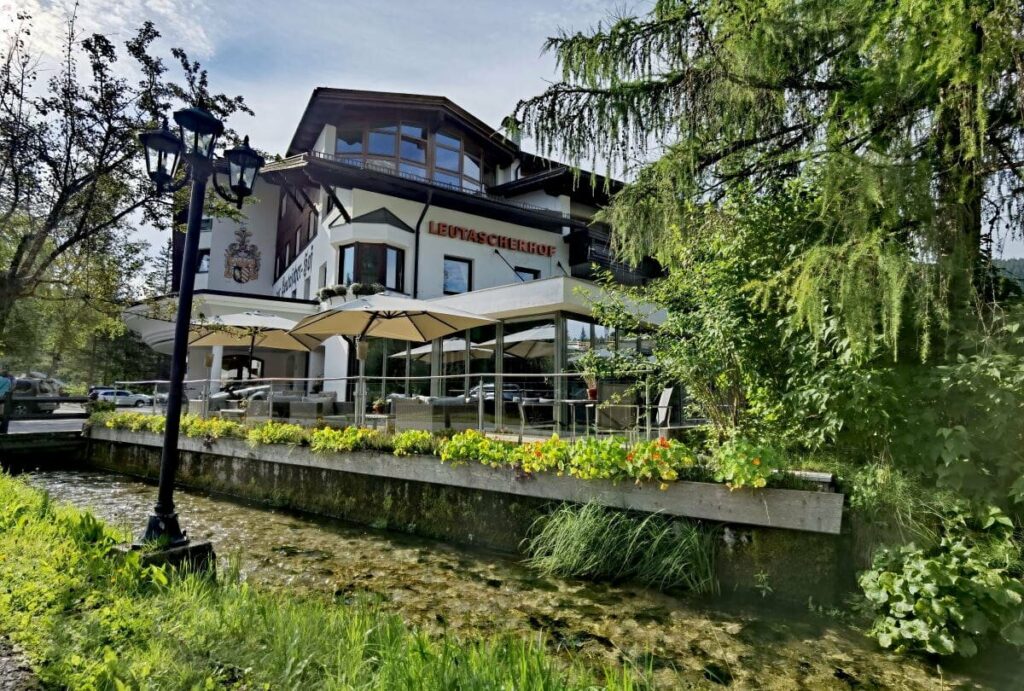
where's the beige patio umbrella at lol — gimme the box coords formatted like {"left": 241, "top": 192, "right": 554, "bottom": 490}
{"left": 190, "top": 311, "right": 321, "bottom": 380}
{"left": 291, "top": 295, "right": 493, "bottom": 423}
{"left": 390, "top": 338, "right": 493, "bottom": 365}
{"left": 480, "top": 324, "right": 555, "bottom": 359}
{"left": 291, "top": 295, "right": 493, "bottom": 340}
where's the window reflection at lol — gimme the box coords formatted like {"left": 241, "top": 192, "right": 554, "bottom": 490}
{"left": 333, "top": 122, "right": 492, "bottom": 192}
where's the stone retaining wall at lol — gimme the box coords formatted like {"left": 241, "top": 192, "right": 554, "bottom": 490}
{"left": 86, "top": 428, "right": 856, "bottom": 603}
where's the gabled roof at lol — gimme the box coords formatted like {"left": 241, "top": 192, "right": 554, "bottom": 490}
{"left": 287, "top": 88, "right": 520, "bottom": 160}
{"left": 350, "top": 207, "right": 414, "bottom": 233}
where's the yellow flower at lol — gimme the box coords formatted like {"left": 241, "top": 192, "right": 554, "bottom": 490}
{"left": 752, "top": 458, "right": 761, "bottom": 466}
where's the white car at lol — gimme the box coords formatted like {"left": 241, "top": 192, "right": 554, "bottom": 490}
{"left": 97, "top": 389, "right": 153, "bottom": 407}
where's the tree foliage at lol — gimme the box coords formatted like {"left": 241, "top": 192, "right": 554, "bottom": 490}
{"left": 515, "top": 0, "right": 1024, "bottom": 358}
{"left": 0, "top": 10, "right": 251, "bottom": 351}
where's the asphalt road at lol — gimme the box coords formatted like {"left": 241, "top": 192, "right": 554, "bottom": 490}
{"left": 5, "top": 404, "right": 87, "bottom": 435}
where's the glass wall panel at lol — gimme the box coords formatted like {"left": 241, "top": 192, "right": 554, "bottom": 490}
{"left": 368, "top": 125, "right": 397, "bottom": 156}
{"left": 400, "top": 137, "right": 426, "bottom": 162}
{"left": 336, "top": 129, "right": 363, "bottom": 155}
{"left": 435, "top": 146, "right": 460, "bottom": 171}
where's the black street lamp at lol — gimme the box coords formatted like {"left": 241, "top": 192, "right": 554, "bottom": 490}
{"left": 138, "top": 106, "right": 264, "bottom": 545}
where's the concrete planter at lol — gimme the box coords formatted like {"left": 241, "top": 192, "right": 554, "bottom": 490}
{"left": 89, "top": 427, "right": 843, "bottom": 534}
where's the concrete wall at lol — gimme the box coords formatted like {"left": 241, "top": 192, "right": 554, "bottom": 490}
{"left": 87, "top": 429, "right": 854, "bottom": 603}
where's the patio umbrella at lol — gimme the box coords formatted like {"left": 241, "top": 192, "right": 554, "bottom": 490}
{"left": 190, "top": 312, "right": 321, "bottom": 380}
{"left": 390, "top": 338, "right": 493, "bottom": 364}
{"left": 291, "top": 295, "right": 493, "bottom": 424}
{"left": 480, "top": 324, "right": 555, "bottom": 359}
{"left": 290, "top": 295, "right": 493, "bottom": 341}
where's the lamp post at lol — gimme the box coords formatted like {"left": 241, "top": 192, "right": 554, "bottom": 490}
{"left": 138, "top": 106, "right": 264, "bottom": 545}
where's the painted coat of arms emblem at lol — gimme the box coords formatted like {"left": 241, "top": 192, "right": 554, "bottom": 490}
{"left": 224, "top": 228, "right": 261, "bottom": 284}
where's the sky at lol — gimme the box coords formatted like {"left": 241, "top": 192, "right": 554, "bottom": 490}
{"left": 7, "top": 0, "right": 1023, "bottom": 259}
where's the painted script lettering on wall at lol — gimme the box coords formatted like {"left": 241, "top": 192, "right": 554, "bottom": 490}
{"left": 224, "top": 228, "right": 262, "bottom": 284}
{"left": 427, "top": 221, "right": 557, "bottom": 257}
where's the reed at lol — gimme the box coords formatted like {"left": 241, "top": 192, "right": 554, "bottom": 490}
{"left": 524, "top": 502, "right": 718, "bottom": 594}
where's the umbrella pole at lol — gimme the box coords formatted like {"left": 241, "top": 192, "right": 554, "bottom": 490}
{"left": 248, "top": 331, "right": 256, "bottom": 382}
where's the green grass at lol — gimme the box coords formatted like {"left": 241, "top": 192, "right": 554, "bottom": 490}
{"left": 524, "top": 502, "right": 718, "bottom": 594}
{"left": 0, "top": 473, "right": 652, "bottom": 690}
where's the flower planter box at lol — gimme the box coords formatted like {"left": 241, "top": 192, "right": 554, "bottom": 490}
{"left": 88, "top": 427, "right": 844, "bottom": 534}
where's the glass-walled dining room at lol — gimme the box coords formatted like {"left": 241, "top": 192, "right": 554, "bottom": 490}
{"left": 335, "top": 311, "right": 658, "bottom": 436}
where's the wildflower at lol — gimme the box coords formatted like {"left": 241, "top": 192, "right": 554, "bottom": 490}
{"left": 752, "top": 458, "right": 761, "bottom": 466}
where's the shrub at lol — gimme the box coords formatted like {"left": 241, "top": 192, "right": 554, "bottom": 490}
{"left": 524, "top": 502, "right": 717, "bottom": 594}
{"left": 391, "top": 429, "right": 438, "bottom": 457}
{"left": 439, "top": 430, "right": 513, "bottom": 468}
{"left": 511, "top": 435, "right": 570, "bottom": 474}
{"left": 711, "top": 437, "right": 783, "bottom": 489}
{"left": 623, "top": 437, "right": 697, "bottom": 485}
{"left": 180, "top": 415, "right": 245, "bottom": 441}
{"left": 859, "top": 510, "right": 1024, "bottom": 657}
{"left": 566, "top": 436, "right": 630, "bottom": 480}
{"left": 86, "top": 400, "right": 115, "bottom": 414}
{"left": 246, "top": 421, "right": 309, "bottom": 446}
{"left": 310, "top": 426, "right": 384, "bottom": 454}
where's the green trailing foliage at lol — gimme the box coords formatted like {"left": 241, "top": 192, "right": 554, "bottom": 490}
{"left": 524, "top": 502, "right": 718, "bottom": 594}
{"left": 0, "top": 473, "right": 651, "bottom": 689}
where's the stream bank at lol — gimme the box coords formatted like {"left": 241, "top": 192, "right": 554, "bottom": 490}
{"left": 25, "top": 470, "right": 1018, "bottom": 689}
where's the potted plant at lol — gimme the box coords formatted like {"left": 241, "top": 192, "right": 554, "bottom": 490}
{"left": 574, "top": 350, "right": 602, "bottom": 400}
{"left": 371, "top": 397, "right": 386, "bottom": 414}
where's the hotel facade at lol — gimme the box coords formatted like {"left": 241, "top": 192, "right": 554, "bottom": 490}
{"left": 127, "top": 88, "right": 662, "bottom": 423}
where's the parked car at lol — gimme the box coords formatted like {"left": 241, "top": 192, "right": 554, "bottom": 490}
{"left": 88, "top": 386, "right": 115, "bottom": 401}
{"left": 465, "top": 383, "right": 524, "bottom": 402}
{"left": 9, "top": 377, "right": 62, "bottom": 417}
{"left": 96, "top": 389, "right": 153, "bottom": 407}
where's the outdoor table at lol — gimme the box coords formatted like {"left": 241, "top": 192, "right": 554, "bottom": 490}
{"left": 519, "top": 399, "right": 592, "bottom": 441}
{"left": 364, "top": 413, "right": 394, "bottom": 433}
{"left": 218, "top": 408, "right": 245, "bottom": 420}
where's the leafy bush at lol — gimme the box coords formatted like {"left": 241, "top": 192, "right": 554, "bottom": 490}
{"left": 86, "top": 400, "right": 115, "bottom": 414}
{"left": 246, "top": 421, "right": 309, "bottom": 446}
{"left": 439, "top": 430, "right": 513, "bottom": 467}
{"left": 711, "top": 437, "right": 783, "bottom": 489}
{"left": 566, "top": 436, "right": 630, "bottom": 480}
{"left": 525, "top": 502, "right": 717, "bottom": 594}
{"left": 391, "top": 429, "right": 438, "bottom": 457}
{"left": 859, "top": 510, "right": 1024, "bottom": 657}
{"left": 180, "top": 415, "right": 245, "bottom": 441}
{"left": 511, "top": 435, "right": 570, "bottom": 474}
{"left": 623, "top": 437, "right": 697, "bottom": 484}
{"left": 310, "top": 426, "right": 384, "bottom": 454}
{"left": 103, "top": 411, "right": 165, "bottom": 435}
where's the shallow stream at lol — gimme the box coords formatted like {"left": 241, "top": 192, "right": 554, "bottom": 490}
{"left": 26, "top": 471, "right": 1018, "bottom": 689}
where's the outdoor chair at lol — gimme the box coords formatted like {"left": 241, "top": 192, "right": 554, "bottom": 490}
{"left": 653, "top": 387, "right": 708, "bottom": 439}
{"left": 517, "top": 398, "right": 558, "bottom": 442}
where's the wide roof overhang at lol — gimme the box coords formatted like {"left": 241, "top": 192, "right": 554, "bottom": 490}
{"left": 261, "top": 154, "right": 579, "bottom": 233}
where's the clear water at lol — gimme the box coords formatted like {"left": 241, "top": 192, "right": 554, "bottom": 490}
{"left": 25, "top": 471, "right": 1017, "bottom": 689}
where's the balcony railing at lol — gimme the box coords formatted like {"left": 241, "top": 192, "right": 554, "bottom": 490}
{"left": 310, "top": 151, "right": 571, "bottom": 221}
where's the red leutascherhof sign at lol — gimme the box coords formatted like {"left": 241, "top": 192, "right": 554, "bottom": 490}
{"left": 428, "top": 221, "right": 557, "bottom": 257}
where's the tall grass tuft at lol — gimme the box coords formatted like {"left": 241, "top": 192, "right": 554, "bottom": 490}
{"left": 524, "top": 502, "right": 718, "bottom": 594}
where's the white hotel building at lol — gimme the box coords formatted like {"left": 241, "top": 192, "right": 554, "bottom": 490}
{"left": 127, "top": 89, "right": 662, "bottom": 417}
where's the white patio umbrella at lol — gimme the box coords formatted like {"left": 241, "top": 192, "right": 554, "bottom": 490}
{"left": 390, "top": 338, "right": 493, "bottom": 364}
{"left": 190, "top": 311, "right": 321, "bottom": 380}
{"left": 290, "top": 295, "right": 494, "bottom": 423}
{"left": 480, "top": 324, "right": 555, "bottom": 359}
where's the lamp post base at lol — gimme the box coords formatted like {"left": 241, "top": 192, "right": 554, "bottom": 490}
{"left": 116, "top": 541, "right": 215, "bottom": 574}
{"left": 140, "top": 513, "right": 189, "bottom": 547}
